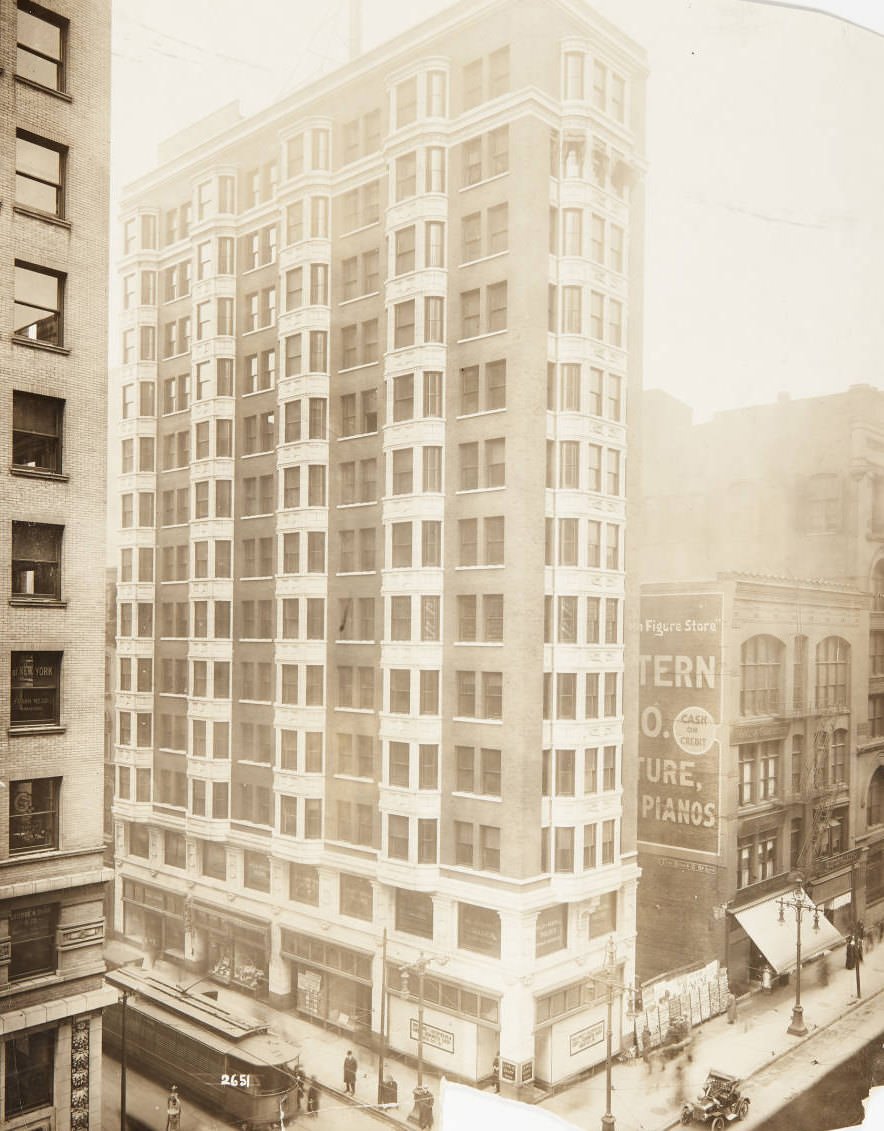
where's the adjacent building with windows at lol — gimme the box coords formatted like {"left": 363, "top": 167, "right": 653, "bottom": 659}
{"left": 638, "top": 385, "right": 884, "bottom": 987}
{"left": 0, "top": 2, "right": 114, "bottom": 1128}
{"left": 638, "top": 576, "right": 868, "bottom": 991}
{"left": 111, "top": 0, "right": 646, "bottom": 1089}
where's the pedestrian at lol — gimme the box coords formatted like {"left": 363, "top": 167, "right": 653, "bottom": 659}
{"left": 165, "top": 1085, "right": 181, "bottom": 1131}
{"left": 726, "top": 992, "right": 737, "bottom": 1025}
{"left": 491, "top": 1052, "right": 500, "bottom": 1092}
{"left": 818, "top": 952, "right": 831, "bottom": 986}
{"left": 306, "top": 1078, "right": 319, "bottom": 1117}
{"left": 674, "top": 1058, "right": 685, "bottom": 1099}
{"left": 293, "top": 1067, "right": 304, "bottom": 1113}
{"left": 641, "top": 1024, "right": 652, "bottom": 1073}
{"left": 343, "top": 1049, "right": 358, "bottom": 1095}
{"left": 846, "top": 935, "right": 856, "bottom": 970}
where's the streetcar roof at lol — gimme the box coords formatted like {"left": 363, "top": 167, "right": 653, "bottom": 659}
{"left": 106, "top": 967, "right": 300, "bottom": 1066}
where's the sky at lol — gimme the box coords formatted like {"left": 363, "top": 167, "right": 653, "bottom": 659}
{"left": 109, "top": 0, "right": 884, "bottom": 421}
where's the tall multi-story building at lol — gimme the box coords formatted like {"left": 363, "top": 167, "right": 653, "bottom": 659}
{"left": 111, "top": 0, "right": 646, "bottom": 1089}
{"left": 0, "top": 1, "right": 113, "bottom": 1128}
{"left": 639, "top": 385, "right": 884, "bottom": 983}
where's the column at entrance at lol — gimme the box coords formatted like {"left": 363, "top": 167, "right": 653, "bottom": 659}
{"left": 268, "top": 922, "right": 292, "bottom": 1006}
{"left": 496, "top": 980, "right": 537, "bottom": 1098}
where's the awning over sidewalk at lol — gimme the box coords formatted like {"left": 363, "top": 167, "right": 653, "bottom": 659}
{"left": 732, "top": 890, "right": 843, "bottom": 973}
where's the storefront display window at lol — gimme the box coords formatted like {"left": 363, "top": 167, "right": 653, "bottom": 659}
{"left": 391, "top": 963, "right": 500, "bottom": 1024}
{"left": 282, "top": 929, "right": 373, "bottom": 1031}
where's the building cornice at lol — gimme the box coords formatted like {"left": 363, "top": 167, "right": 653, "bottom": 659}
{"left": 121, "top": 0, "right": 647, "bottom": 203}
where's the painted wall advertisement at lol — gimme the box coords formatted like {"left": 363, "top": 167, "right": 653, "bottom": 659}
{"left": 638, "top": 593, "right": 723, "bottom": 855}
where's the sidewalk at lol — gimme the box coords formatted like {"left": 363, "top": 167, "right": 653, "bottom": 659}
{"left": 105, "top": 936, "right": 884, "bottom": 1131}
{"left": 542, "top": 936, "right": 884, "bottom": 1131}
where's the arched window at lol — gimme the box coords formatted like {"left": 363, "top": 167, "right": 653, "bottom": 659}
{"left": 815, "top": 637, "right": 850, "bottom": 709}
{"left": 740, "top": 635, "right": 785, "bottom": 717}
{"left": 867, "top": 767, "right": 884, "bottom": 827}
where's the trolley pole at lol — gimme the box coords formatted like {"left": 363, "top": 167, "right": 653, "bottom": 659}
{"left": 120, "top": 990, "right": 129, "bottom": 1131}
{"left": 377, "top": 928, "right": 388, "bottom": 1105}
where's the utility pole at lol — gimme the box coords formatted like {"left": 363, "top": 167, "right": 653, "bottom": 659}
{"left": 377, "top": 928, "right": 388, "bottom": 1105}
{"left": 119, "top": 990, "right": 129, "bottom": 1131}
{"left": 853, "top": 928, "right": 862, "bottom": 999}
{"left": 417, "top": 964, "right": 425, "bottom": 1088}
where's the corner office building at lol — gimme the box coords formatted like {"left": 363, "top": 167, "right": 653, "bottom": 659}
{"left": 112, "top": 0, "right": 646, "bottom": 1089}
{"left": 0, "top": 1, "right": 114, "bottom": 1129}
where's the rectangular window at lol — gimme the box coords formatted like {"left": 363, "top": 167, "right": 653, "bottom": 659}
{"left": 11, "top": 651, "right": 61, "bottom": 727}
{"left": 487, "top": 281, "right": 507, "bottom": 332}
{"left": 395, "top": 226, "right": 416, "bottom": 275}
{"left": 15, "top": 131, "right": 65, "bottom": 217}
{"left": 9, "top": 903, "right": 58, "bottom": 983}
{"left": 9, "top": 778, "right": 59, "bottom": 854}
{"left": 396, "top": 152, "right": 417, "bottom": 200}
{"left": 14, "top": 262, "right": 63, "bottom": 346}
{"left": 394, "top": 300, "right": 416, "bottom": 349}
{"left": 11, "top": 522, "right": 62, "bottom": 600}
{"left": 17, "top": 2, "right": 67, "bottom": 91}
{"left": 5, "top": 1031, "right": 55, "bottom": 1117}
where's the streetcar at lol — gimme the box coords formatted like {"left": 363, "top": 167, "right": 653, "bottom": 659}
{"left": 105, "top": 966, "right": 300, "bottom": 1130}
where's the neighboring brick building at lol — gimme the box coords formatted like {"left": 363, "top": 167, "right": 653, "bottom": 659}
{"left": 638, "top": 576, "right": 866, "bottom": 992}
{"left": 0, "top": 2, "right": 114, "bottom": 1128}
{"left": 639, "top": 386, "right": 884, "bottom": 987}
{"left": 110, "top": 0, "right": 647, "bottom": 1089}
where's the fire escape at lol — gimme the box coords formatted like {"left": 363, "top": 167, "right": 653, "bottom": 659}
{"left": 796, "top": 715, "right": 842, "bottom": 876}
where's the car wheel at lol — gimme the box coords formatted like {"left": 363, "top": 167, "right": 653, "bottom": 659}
{"left": 711, "top": 1118, "right": 725, "bottom": 1131}
{"left": 738, "top": 1099, "right": 750, "bottom": 1120}
{"left": 680, "top": 1106, "right": 692, "bottom": 1125}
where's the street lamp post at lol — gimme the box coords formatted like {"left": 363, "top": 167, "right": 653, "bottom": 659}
{"left": 586, "top": 939, "right": 633, "bottom": 1131}
{"left": 399, "top": 953, "right": 446, "bottom": 1127}
{"left": 777, "top": 884, "right": 820, "bottom": 1037}
{"left": 602, "top": 976, "right": 615, "bottom": 1131}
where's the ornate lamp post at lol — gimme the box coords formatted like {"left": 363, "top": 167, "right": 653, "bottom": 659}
{"left": 399, "top": 953, "right": 447, "bottom": 1126}
{"left": 777, "top": 882, "right": 820, "bottom": 1036}
{"left": 586, "top": 939, "right": 635, "bottom": 1131}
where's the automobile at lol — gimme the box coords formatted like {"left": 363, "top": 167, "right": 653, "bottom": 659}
{"left": 681, "top": 1070, "right": 750, "bottom": 1130}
